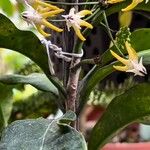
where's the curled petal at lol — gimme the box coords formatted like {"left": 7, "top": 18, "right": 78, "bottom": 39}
{"left": 77, "top": 10, "right": 92, "bottom": 17}
{"left": 122, "top": 0, "right": 144, "bottom": 11}
{"left": 41, "top": 9, "right": 64, "bottom": 18}
{"left": 80, "top": 20, "right": 93, "bottom": 29}
{"left": 38, "top": 7, "right": 54, "bottom": 13}
{"left": 36, "top": 25, "right": 51, "bottom": 37}
{"left": 113, "top": 65, "right": 128, "bottom": 71}
{"left": 42, "top": 19, "right": 63, "bottom": 32}
{"left": 107, "top": 0, "right": 124, "bottom": 4}
{"left": 110, "top": 50, "right": 129, "bottom": 65}
{"left": 36, "top": 0, "right": 59, "bottom": 10}
{"left": 125, "top": 41, "right": 138, "bottom": 61}
{"left": 73, "top": 26, "right": 86, "bottom": 41}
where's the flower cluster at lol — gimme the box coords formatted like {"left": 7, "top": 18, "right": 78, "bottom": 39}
{"left": 22, "top": 0, "right": 64, "bottom": 37}
{"left": 110, "top": 41, "right": 147, "bottom": 76}
{"left": 21, "top": 0, "right": 93, "bottom": 41}
{"left": 21, "top": 0, "right": 148, "bottom": 40}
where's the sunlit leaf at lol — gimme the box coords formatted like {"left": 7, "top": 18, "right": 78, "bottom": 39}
{"left": 0, "top": 73, "right": 58, "bottom": 96}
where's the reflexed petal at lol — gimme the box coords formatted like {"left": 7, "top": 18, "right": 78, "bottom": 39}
{"left": 80, "top": 20, "right": 93, "bottom": 29}
{"left": 36, "top": 0, "right": 60, "bottom": 10}
{"left": 125, "top": 41, "right": 138, "bottom": 61}
{"left": 42, "top": 19, "right": 63, "bottom": 32}
{"left": 77, "top": 10, "right": 92, "bottom": 17}
{"left": 37, "top": 7, "right": 51, "bottom": 13}
{"left": 73, "top": 26, "right": 86, "bottom": 41}
{"left": 113, "top": 65, "right": 128, "bottom": 71}
{"left": 110, "top": 50, "right": 129, "bottom": 65}
{"left": 107, "top": 0, "right": 124, "bottom": 4}
{"left": 122, "top": 0, "right": 144, "bottom": 11}
{"left": 41, "top": 9, "right": 64, "bottom": 18}
{"left": 36, "top": 25, "right": 51, "bottom": 37}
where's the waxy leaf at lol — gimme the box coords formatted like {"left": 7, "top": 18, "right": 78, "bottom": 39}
{"left": 0, "top": 84, "right": 13, "bottom": 133}
{"left": 0, "top": 111, "right": 87, "bottom": 150}
{"left": 0, "top": 73, "right": 58, "bottom": 96}
{"left": 0, "top": 13, "right": 66, "bottom": 98}
{"left": 88, "top": 83, "right": 150, "bottom": 150}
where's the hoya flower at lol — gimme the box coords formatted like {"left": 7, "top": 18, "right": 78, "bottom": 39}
{"left": 21, "top": 8, "right": 64, "bottom": 37}
{"left": 62, "top": 8, "right": 93, "bottom": 41}
{"left": 24, "top": 0, "right": 59, "bottom": 11}
{"left": 110, "top": 41, "right": 147, "bottom": 76}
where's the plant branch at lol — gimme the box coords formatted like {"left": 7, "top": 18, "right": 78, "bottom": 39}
{"left": 71, "top": 56, "right": 101, "bottom": 71}
{"left": 102, "top": 11, "right": 124, "bottom": 56}
{"left": 66, "top": 0, "right": 81, "bottom": 129}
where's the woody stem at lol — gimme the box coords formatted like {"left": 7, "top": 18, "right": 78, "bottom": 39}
{"left": 66, "top": 0, "right": 81, "bottom": 130}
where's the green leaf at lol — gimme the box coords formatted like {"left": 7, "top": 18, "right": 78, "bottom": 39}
{"left": 77, "top": 64, "right": 114, "bottom": 114}
{"left": 88, "top": 83, "right": 150, "bottom": 150}
{"left": 0, "top": 111, "right": 87, "bottom": 150}
{"left": 0, "top": 13, "right": 66, "bottom": 98}
{"left": 0, "top": 84, "right": 13, "bottom": 132}
{"left": 0, "top": 107, "right": 5, "bottom": 134}
{"left": 0, "top": 0, "right": 14, "bottom": 16}
{"left": 139, "top": 49, "right": 150, "bottom": 64}
{"left": 131, "top": 28, "right": 150, "bottom": 51}
{"left": 0, "top": 73, "right": 58, "bottom": 96}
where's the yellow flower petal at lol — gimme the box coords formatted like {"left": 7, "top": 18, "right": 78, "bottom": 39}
{"left": 37, "top": 6, "right": 51, "bottom": 13}
{"left": 42, "top": 19, "right": 63, "bottom": 32}
{"left": 73, "top": 26, "right": 86, "bottom": 41}
{"left": 122, "top": 0, "right": 144, "bottom": 11}
{"left": 36, "top": 0, "right": 59, "bottom": 10}
{"left": 41, "top": 9, "right": 64, "bottom": 18}
{"left": 110, "top": 50, "right": 129, "bottom": 65}
{"left": 36, "top": 25, "right": 51, "bottom": 37}
{"left": 77, "top": 10, "right": 92, "bottom": 16}
{"left": 119, "top": 11, "right": 133, "bottom": 27}
{"left": 113, "top": 65, "right": 128, "bottom": 71}
{"left": 107, "top": 0, "right": 124, "bottom": 4}
{"left": 79, "top": 20, "right": 93, "bottom": 29}
{"left": 125, "top": 41, "right": 138, "bottom": 60}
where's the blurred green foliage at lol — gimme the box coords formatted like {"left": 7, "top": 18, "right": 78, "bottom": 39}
{"left": 0, "top": 0, "right": 24, "bottom": 16}
{"left": 0, "top": 0, "right": 13, "bottom": 16}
